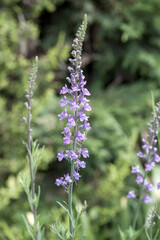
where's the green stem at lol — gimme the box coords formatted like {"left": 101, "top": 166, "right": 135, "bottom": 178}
{"left": 68, "top": 163, "right": 74, "bottom": 240}
{"left": 68, "top": 107, "right": 78, "bottom": 240}
{"left": 133, "top": 172, "right": 147, "bottom": 230}
{"left": 27, "top": 99, "right": 37, "bottom": 239}
{"left": 150, "top": 225, "right": 153, "bottom": 240}
{"left": 133, "top": 116, "right": 157, "bottom": 230}
{"left": 132, "top": 193, "right": 143, "bottom": 230}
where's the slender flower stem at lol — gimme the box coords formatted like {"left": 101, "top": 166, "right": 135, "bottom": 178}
{"left": 68, "top": 98, "right": 78, "bottom": 240}
{"left": 128, "top": 102, "right": 160, "bottom": 234}
{"left": 27, "top": 97, "right": 36, "bottom": 217}
{"left": 132, "top": 172, "right": 147, "bottom": 230}
{"left": 133, "top": 115, "right": 157, "bottom": 229}
{"left": 25, "top": 57, "right": 38, "bottom": 239}
{"left": 150, "top": 225, "right": 153, "bottom": 240}
{"left": 68, "top": 171, "right": 74, "bottom": 240}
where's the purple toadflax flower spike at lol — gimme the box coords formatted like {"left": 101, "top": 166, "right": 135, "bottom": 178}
{"left": 127, "top": 101, "right": 160, "bottom": 204}
{"left": 56, "top": 15, "right": 90, "bottom": 190}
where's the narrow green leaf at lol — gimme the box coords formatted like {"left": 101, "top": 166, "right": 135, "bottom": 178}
{"left": 145, "top": 228, "right": 151, "bottom": 240}
{"left": 57, "top": 201, "right": 74, "bottom": 227}
{"left": 22, "top": 215, "right": 34, "bottom": 239}
{"left": 153, "top": 229, "right": 159, "bottom": 240}
{"left": 118, "top": 226, "right": 126, "bottom": 240}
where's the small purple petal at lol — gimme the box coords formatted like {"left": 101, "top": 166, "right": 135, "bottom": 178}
{"left": 69, "top": 101, "right": 79, "bottom": 111}
{"left": 82, "top": 88, "right": 91, "bottom": 96}
{"left": 127, "top": 190, "right": 136, "bottom": 199}
{"left": 60, "top": 96, "right": 68, "bottom": 107}
{"left": 58, "top": 109, "right": 68, "bottom": 120}
{"left": 83, "top": 103, "right": 91, "bottom": 111}
{"left": 57, "top": 151, "right": 64, "bottom": 161}
{"left": 137, "top": 151, "right": 145, "bottom": 159}
{"left": 131, "top": 166, "right": 140, "bottom": 174}
{"left": 145, "top": 161, "right": 155, "bottom": 172}
{"left": 60, "top": 84, "right": 69, "bottom": 94}
{"left": 66, "top": 150, "right": 78, "bottom": 161}
{"left": 76, "top": 160, "right": 86, "bottom": 169}
{"left": 61, "top": 127, "right": 71, "bottom": 135}
{"left": 154, "top": 154, "right": 160, "bottom": 162}
{"left": 136, "top": 174, "right": 143, "bottom": 184}
{"left": 75, "top": 131, "right": 87, "bottom": 142}
{"left": 81, "top": 148, "right": 89, "bottom": 158}
{"left": 78, "top": 112, "right": 88, "bottom": 122}
{"left": 84, "top": 121, "right": 91, "bottom": 131}
{"left": 72, "top": 171, "right": 81, "bottom": 181}
{"left": 55, "top": 177, "right": 64, "bottom": 186}
{"left": 63, "top": 135, "right": 71, "bottom": 145}
{"left": 67, "top": 115, "right": 76, "bottom": 128}
{"left": 64, "top": 174, "right": 72, "bottom": 184}
{"left": 79, "top": 96, "right": 89, "bottom": 105}
{"left": 71, "top": 84, "right": 80, "bottom": 92}
{"left": 144, "top": 195, "right": 151, "bottom": 204}
{"left": 157, "top": 182, "right": 160, "bottom": 190}
{"left": 147, "top": 183, "right": 154, "bottom": 191}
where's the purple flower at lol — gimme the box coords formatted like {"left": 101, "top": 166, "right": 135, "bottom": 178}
{"left": 60, "top": 84, "right": 69, "bottom": 94}
{"left": 76, "top": 160, "right": 86, "bottom": 169}
{"left": 72, "top": 171, "right": 81, "bottom": 181}
{"left": 131, "top": 166, "right": 140, "bottom": 174}
{"left": 63, "top": 135, "right": 71, "bottom": 145}
{"left": 81, "top": 148, "right": 89, "bottom": 158}
{"left": 69, "top": 100, "right": 79, "bottom": 111}
{"left": 78, "top": 112, "right": 88, "bottom": 122}
{"left": 82, "top": 88, "right": 91, "bottom": 96}
{"left": 135, "top": 174, "right": 143, "bottom": 184}
{"left": 61, "top": 127, "right": 71, "bottom": 135}
{"left": 84, "top": 121, "right": 91, "bottom": 130}
{"left": 137, "top": 151, "right": 145, "bottom": 159}
{"left": 147, "top": 183, "right": 154, "bottom": 191}
{"left": 75, "top": 131, "right": 87, "bottom": 142}
{"left": 83, "top": 103, "right": 91, "bottom": 111}
{"left": 58, "top": 109, "right": 68, "bottom": 120}
{"left": 60, "top": 96, "right": 68, "bottom": 107}
{"left": 71, "top": 84, "right": 80, "bottom": 92}
{"left": 128, "top": 101, "right": 160, "bottom": 209}
{"left": 127, "top": 190, "right": 136, "bottom": 199}
{"left": 55, "top": 177, "right": 64, "bottom": 186}
{"left": 57, "top": 151, "right": 65, "bottom": 161}
{"left": 64, "top": 174, "right": 72, "bottom": 184}
{"left": 67, "top": 115, "right": 76, "bottom": 128}
{"left": 144, "top": 195, "right": 151, "bottom": 204}
{"left": 56, "top": 16, "right": 89, "bottom": 189}
{"left": 154, "top": 153, "right": 160, "bottom": 162}
{"left": 145, "top": 161, "right": 155, "bottom": 172}
{"left": 157, "top": 182, "right": 160, "bottom": 190}
{"left": 66, "top": 150, "right": 78, "bottom": 161}
{"left": 79, "top": 96, "right": 89, "bottom": 105}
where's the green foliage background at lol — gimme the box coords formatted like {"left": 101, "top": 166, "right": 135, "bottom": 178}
{"left": 1, "top": 0, "right": 160, "bottom": 239}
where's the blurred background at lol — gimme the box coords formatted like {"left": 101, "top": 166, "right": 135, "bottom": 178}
{"left": 1, "top": 0, "right": 160, "bottom": 239}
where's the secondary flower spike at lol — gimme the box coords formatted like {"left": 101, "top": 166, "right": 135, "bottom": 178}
{"left": 127, "top": 102, "right": 160, "bottom": 203}
{"left": 56, "top": 15, "right": 90, "bottom": 190}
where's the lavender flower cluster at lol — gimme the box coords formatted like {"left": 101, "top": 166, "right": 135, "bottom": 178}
{"left": 127, "top": 102, "right": 160, "bottom": 203}
{"left": 55, "top": 16, "right": 91, "bottom": 189}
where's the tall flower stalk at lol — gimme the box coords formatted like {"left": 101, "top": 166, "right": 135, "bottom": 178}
{"left": 21, "top": 57, "right": 45, "bottom": 240}
{"left": 26, "top": 56, "right": 38, "bottom": 219}
{"left": 127, "top": 101, "right": 160, "bottom": 230}
{"left": 54, "top": 14, "right": 90, "bottom": 240}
